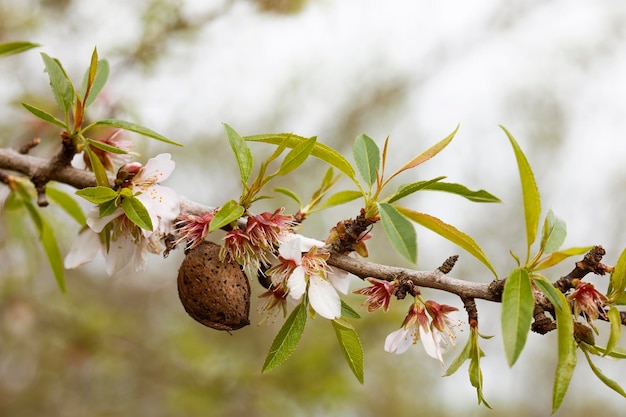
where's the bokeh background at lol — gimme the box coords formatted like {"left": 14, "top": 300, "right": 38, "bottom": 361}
{"left": 1, "top": 0, "right": 626, "bottom": 416}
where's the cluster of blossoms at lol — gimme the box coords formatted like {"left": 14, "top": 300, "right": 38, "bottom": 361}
{"left": 64, "top": 153, "right": 180, "bottom": 275}
{"left": 383, "top": 299, "right": 461, "bottom": 365}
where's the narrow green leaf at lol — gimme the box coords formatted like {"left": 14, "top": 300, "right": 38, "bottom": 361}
{"left": 377, "top": 203, "right": 417, "bottom": 264}
{"left": 469, "top": 328, "right": 492, "bottom": 408}
{"left": 541, "top": 209, "right": 567, "bottom": 254}
{"left": 353, "top": 134, "right": 380, "bottom": 187}
{"left": 21, "top": 102, "right": 67, "bottom": 129}
{"left": 501, "top": 268, "right": 534, "bottom": 366}
{"left": 86, "top": 138, "right": 128, "bottom": 154}
{"left": 397, "top": 207, "right": 498, "bottom": 278}
{"left": 0, "top": 41, "right": 40, "bottom": 57}
{"left": 609, "top": 247, "right": 626, "bottom": 300}
{"left": 41, "top": 53, "right": 74, "bottom": 117}
{"left": 277, "top": 136, "right": 316, "bottom": 176}
{"left": 340, "top": 300, "right": 361, "bottom": 319}
{"left": 245, "top": 133, "right": 358, "bottom": 185}
{"left": 82, "top": 59, "right": 109, "bottom": 108}
{"left": 22, "top": 199, "right": 65, "bottom": 292}
{"left": 46, "top": 185, "right": 86, "bottom": 225}
{"left": 552, "top": 290, "right": 577, "bottom": 414}
{"left": 122, "top": 196, "right": 153, "bottom": 231}
{"left": 501, "top": 126, "right": 541, "bottom": 256}
{"left": 383, "top": 176, "right": 447, "bottom": 204}
{"left": 604, "top": 306, "right": 622, "bottom": 357}
{"left": 223, "top": 123, "right": 254, "bottom": 184}
{"left": 420, "top": 181, "right": 501, "bottom": 203}
{"left": 84, "top": 146, "right": 112, "bottom": 187}
{"left": 82, "top": 47, "right": 99, "bottom": 105}
{"left": 94, "top": 119, "right": 182, "bottom": 146}
{"left": 331, "top": 320, "right": 365, "bottom": 383}
{"left": 534, "top": 246, "right": 594, "bottom": 271}
{"left": 444, "top": 335, "right": 472, "bottom": 377}
{"left": 593, "top": 345, "right": 626, "bottom": 359}
{"left": 40, "top": 216, "right": 66, "bottom": 292}
{"left": 531, "top": 275, "right": 563, "bottom": 310}
{"left": 273, "top": 187, "right": 303, "bottom": 207}
{"left": 262, "top": 302, "right": 307, "bottom": 373}
{"left": 209, "top": 200, "right": 245, "bottom": 232}
{"left": 386, "top": 125, "right": 458, "bottom": 183}
{"left": 582, "top": 348, "right": 626, "bottom": 397}
{"left": 315, "top": 190, "right": 363, "bottom": 212}
{"left": 76, "top": 186, "right": 118, "bottom": 205}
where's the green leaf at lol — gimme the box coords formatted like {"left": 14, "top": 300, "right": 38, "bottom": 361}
{"left": 0, "top": 41, "right": 40, "bottom": 57}
{"left": 540, "top": 209, "right": 567, "bottom": 254}
{"left": 94, "top": 119, "right": 182, "bottom": 146}
{"left": 21, "top": 102, "right": 67, "bottom": 129}
{"left": 531, "top": 275, "right": 563, "bottom": 310}
{"left": 209, "top": 200, "right": 245, "bottom": 232}
{"left": 353, "top": 134, "right": 380, "bottom": 187}
{"left": 76, "top": 186, "right": 119, "bottom": 204}
{"left": 262, "top": 302, "right": 307, "bottom": 373}
{"left": 86, "top": 138, "right": 128, "bottom": 154}
{"left": 273, "top": 187, "right": 303, "bottom": 207}
{"left": 223, "top": 123, "right": 254, "bottom": 184}
{"left": 397, "top": 207, "right": 498, "bottom": 278}
{"left": 40, "top": 216, "right": 66, "bottom": 292}
{"left": 377, "top": 203, "right": 417, "bottom": 264}
{"left": 84, "top": 146, "right": 112, "bottom": 187}
{"left": 99, "top": 199, "right": 118, "bottom": 217}
{"left": 501, "top": 126, "right": 541, "bottom": 257}
{"left": 122, "top": 196, "right": 153, "bottom": 231}
{"left": 534, "top": 246, "right": 593, "bottom": 271}
{"left": 277, "top": 136, "right": 316, "bottom": 176}
{"left": 609, "top": 247, "right": 626, "bottom": 300}
{"left": 604, "top": 306, "right": 622, "bottom": 357}
{"left": 386, "top": 125, "right": 458, "bottom": 183}
{"left": 444, "top": 335, "right": 472, "bottom": 377}
{"left": 593, "top": 345, "right": 626, "bottom": 359}
{"left": 82, "top": 59, "right": 109, "bottom": 108}
{"left": 245, "top": 133, "right": 358, "bottom": 185}
{"left": 419, "top": 181, "right": 501, "bottom": 203}
{"left": 315, "top": 190, "right": 363, "bottom": 212}
{"left": 341, "top": 300, "right": 361, "bottom": 319}
{"left": 552, "top": 290, "right": 577, "bottom": 414}
{"left": 468, "top": 328, "right": 492, "bottom": 408}
{"left": 22, "top": 199, "right": 65, "bottom": 292}
{"left": 46, "top": 185, "right": 86, "bottom": 225}
{"left": 81, "top": 48, "right": 108, "bottom": 108}
{"left": 383, "top": 176, "right": 447, "bottom": 204}
{"left": 41, "top": 53, "right": 75, "bottom": 118}
{"left": 331, "top": 320, "right": 364, "bottom": 383}
{"left": 501, "top": 268, "right": 534, "bottom": 366}
{"left": 582, "top": 348, "right": 626, "bottom": 397}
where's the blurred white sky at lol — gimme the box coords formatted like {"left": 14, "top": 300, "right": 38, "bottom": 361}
{"left": 2, "top": 0, "right": 626, "bottom": 413}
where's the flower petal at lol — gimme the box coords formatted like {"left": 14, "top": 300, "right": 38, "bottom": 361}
{"left": 419, "top": 325, "right": 444, "bottom": 365}
{"left": 384, "top": 327, "right": 413, "bottom": 354}
{"left": 87, "top": 206, "right": 124, "bottom": 233}
{"left": 104, "top": 233, "right": 136, "bottom": 275}
{"left": 279, "top": 236, "right": 304, "bottom": 263}
{"left": 308, "top": 274, "right": 341, "bottom": 319}
{"left": 64, "top": 228, "right": 101, "bottom": 269}
{"left": 134, "top": 153, "right": 175, "bottom": 185}
{"left": 287, "top": 266, "right": 307, "bottom": 300}
{"left": 328, "top": 267, "right": 351, "bottom": 294}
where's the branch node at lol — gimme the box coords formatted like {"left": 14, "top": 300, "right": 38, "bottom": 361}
{"left": 461, "top": 296, "right": 478, "bottom": 329}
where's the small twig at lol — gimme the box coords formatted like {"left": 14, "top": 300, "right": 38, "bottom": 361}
{"left": 18, "top": 137, "right": 41, "bottom": 154}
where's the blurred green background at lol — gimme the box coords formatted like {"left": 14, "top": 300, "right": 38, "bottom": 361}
{"left": 2, "top": 0, "right": 626, "bottom": 416}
